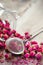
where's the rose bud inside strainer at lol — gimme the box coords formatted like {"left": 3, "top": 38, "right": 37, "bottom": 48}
{"left": 5, "top": 38, "right": 24, "bottom": 55}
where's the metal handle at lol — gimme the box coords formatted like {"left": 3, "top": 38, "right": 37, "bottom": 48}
{"left": 29, "top": 27, "right": 43, "bottom": 40}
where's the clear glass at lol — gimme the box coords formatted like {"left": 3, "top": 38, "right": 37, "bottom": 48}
{"left": 0, "top": 10, "right": 17, "bottom": 29}
{"left": 0, "top": 0, "right": 31, "bottom": 15}
{"left": 0, "top": 0, "right": 31, "bottom": 29}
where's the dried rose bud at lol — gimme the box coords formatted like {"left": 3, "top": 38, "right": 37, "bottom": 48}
{"left": 3, "top": 34, "right": 9, "bottom": 40}
{"left": 24, "top": 32, "right": 29, "bottom": 35}
{"left": 30, "top": 51, "right": 35, "bottom": 57}
{"left": 25, "top": 41, "right": 31, "bottom": 48}
{"left": 12, "top": 30, "right": 16, "bottom": 34}
{"left": 32, "top": 44, "right": 39, "bottom": 51}
{"left": 24, "top": 50, "right": 28, "bottom": 54}
{"left": 19, "top": 36, "right": 24, "bottom": 39}
{"left": 24, "top": 32, "right": 31, "bottom": 39}
{"left": 25, "top": 35, "right": 30, "bottom": 39}
{"left": 38, "top": 47, "right": 42, "bottom": 52}
{"left": 5, "top": 20, "right": 10, "bottom": 25}
{"left": 3, "top": 28, "right": 8, "bottom": 34}
{"left": 35, "top": 52, "right": 42, "bottom": 60}
{"left": 24, "top": 53, "right": 30, "bottom": 58}
{"left": 31, "top": 41, "right": 38, "bottom": 45}
{"left": 15, "top": 33, "right": 20, "bottom": 37}
{"left": 28, "top": 46, "right": 33, "bottom": 52}
{"left": 5, "top": 54, "right": 9, "bottom": 59}
{"left": 5, "top": 53, "right": 12, "bottom": 60}
{"left": 40, "top": 45, "right": 43, "bottom": 53}
{"left": 7, "top": 31, "right": 12, "bottom": 36}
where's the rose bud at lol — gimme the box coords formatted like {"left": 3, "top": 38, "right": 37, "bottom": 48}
{"left": 19, "top": 36, "right": 24, "bottom": 39}
{"left": 5, "top": 20, "right": 10, "bottom": 27}
{"left": 25, "top": 41, "right": 31, "bottom": 48}
{"left": 31, "top": 41, "right": 38, "bottom": 45}
{"left": 24, "top": 32, "right": 29, "bottom": 35}
{"left": 42, "top": 48, "right": 43, "bottom": 53}
{"left": 25, "top": 35, "right": 30, "bottom": 39}
{"left": 15, "top": 33, "right": 21, "bottom": 37}
{"left": 5, "top": 53, "right": 12, "bottom": 60}
{"left": 24, "top": 53, "right": 30, "bottom": 58}
{"left": 35, "top": 52, "right": 42, "bottom": 60}
{"left": 24, "top": 32, "right": 31, "bottom": 39}
{"left": 5, "top": 54, "right": 9, "bottom": 59}
{"left": 40, "top": 45, "right": 43, "bottom": 53}
{"left": 30, "top": 51, "right": 35, "bottom": 57}
{"left": 28, "top": 46, "right": 33, "bottom": 52}
{"left": 3, "top": 34, "right": 9, "bottom": 40}
{"left": 38, "top": 47, "right": 42, "bottom": 52}
{"left": 32, "top": 44, "right": 39, "bottom": 51}
{"left": 12, "top": 30, "right": 16, "bottom": 34}
{"left": 3, "top": 28, "right": 8, "bottom": 34}
{"left": 24, "top": 50, "right": 28, "bottom": 54}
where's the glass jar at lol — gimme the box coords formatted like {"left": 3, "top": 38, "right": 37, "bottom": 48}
{"left": 0, "top": 6, "right": 18, "bottom": 29}
{"left": 0, "top": 0, "right": 31, "bottom": 29}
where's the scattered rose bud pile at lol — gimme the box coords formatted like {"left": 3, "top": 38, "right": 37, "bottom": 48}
{"left": 24, "top": 41, "right": 43, "bottom": 60}
{"left": 0, "top": 19, "right": 24, "bottom": 40}
{"left": 0, "top": 19, "right": 43, "bottom": 62}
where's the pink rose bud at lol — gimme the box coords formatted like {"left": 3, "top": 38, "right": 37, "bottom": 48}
{"left": 3, "top": 28, "right": 8, "bottom": 34}
{"left": 5, "top": 54, "right": 9, "bottom": 59}
{"left": 31, "top": 41, "right": 38, "bottom": 45}
{"left": 25, "top": 41, "right": 31, "bottom": 48}
{"left": 4, "top": 34, "right": 9, "bottom": 40}
{"left": 32, "top": 45, "right": 36, "bottom": 50}
{"left": 15, "top": 33, "right": 21, "bottom": 37}
{"left": 25, "top": 35, "right": 30, "bottom": 39}
{"left": 38, "top": 47, "right": 42, "bottom": 52}
{"left": 19, "top": 36, "right": 24, "bottom": 39}
{"left": 35, "top": 52, "right": 42, "bottom": 60}
{"left": 24, "top": 50, "right": 28, "bottom": 54}
{"left": 24, "top": 32, "right": 31, "bottom": 39}
{"left": 30, "top": 51, "right": 35, "bottom": 57}
{"left": 40, "top": 45, "right": 43, "bottom": 53}
{"left": 12, "top": 30, "right": 16, "bottom": 34}
{"left": 32, "top": 44, "right": 39, "bottom": 51}
{"left": 5, "top": 20, "right": 10, "bottom": 26}
{"left": 28, "top": 46, "right": 33, "bottom": 51}
{"left": 24, "top": 32, "right": 30, "bottom": 35}
{"left": 24, "top": 53, "right": 30, "bottom": 58}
